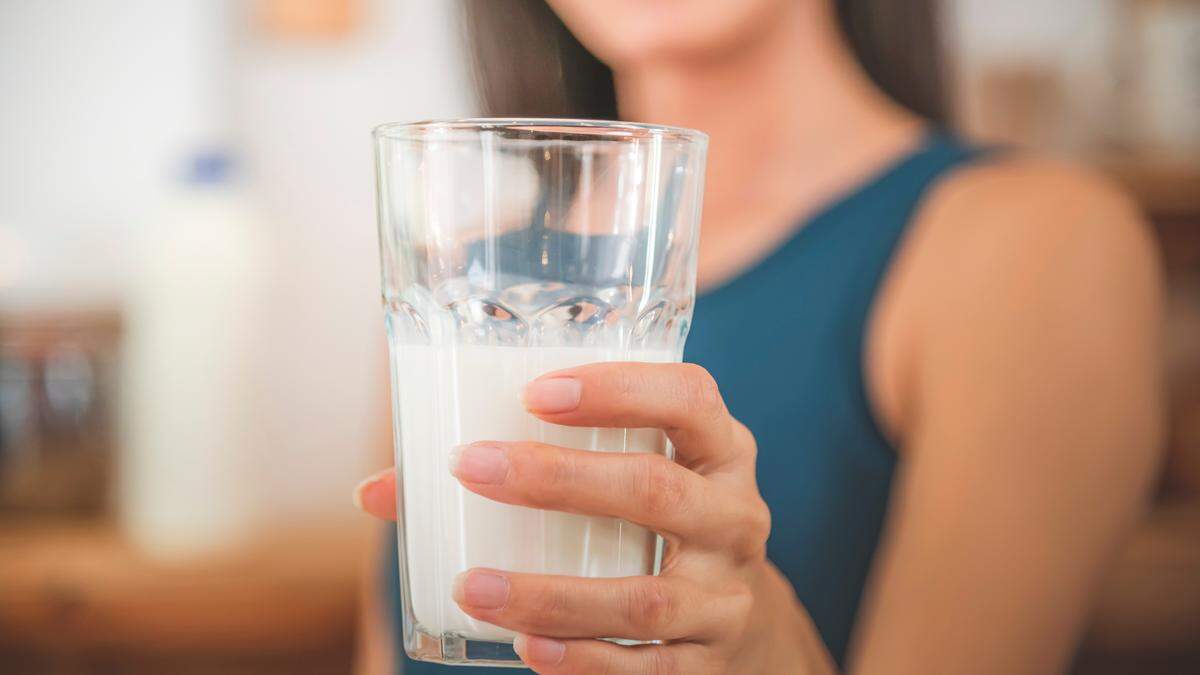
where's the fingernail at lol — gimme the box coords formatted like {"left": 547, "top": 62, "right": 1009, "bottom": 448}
{"left": 522, "top": 377, "right": 582, "bottom": 413}
{"left": 449, "top": 443, "right": 509, "bottom": 484}
{"left": 514, "top": 634, "right": 566, "bottom": 665}
{"left": 352, "top": 470, "right": 390, "bottom": 512}
{"left": 452, "top": 570, "right": 510, "bottom": 609}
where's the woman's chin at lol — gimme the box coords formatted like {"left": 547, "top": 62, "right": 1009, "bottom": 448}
{"left": 548, "top": 0, "right": 790, "bottom": 70}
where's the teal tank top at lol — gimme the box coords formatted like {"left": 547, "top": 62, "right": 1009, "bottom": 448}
{"left": 388, "top": 132, "right": 984, "bottom": 672}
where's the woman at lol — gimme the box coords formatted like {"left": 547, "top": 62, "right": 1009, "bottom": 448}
{"left": 355, "top": 0, "right": 1164, "bottom": 672}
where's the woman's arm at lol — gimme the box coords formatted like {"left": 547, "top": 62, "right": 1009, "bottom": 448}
{"left": 850, "top": 160, "right": 1165, "bottom": 674}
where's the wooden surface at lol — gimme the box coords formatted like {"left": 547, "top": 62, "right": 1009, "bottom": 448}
{"left": 1071, "top": 498, "right": 1200, "bottom": 674}
{"left": 1082, "top": 499, "right": 1200, "bottom": 652}
{"left": 1102, "top": 159, "right": 1200, "bottom": 220}
{"left": 0, "top": 520, "right": 367, "bottom": 674}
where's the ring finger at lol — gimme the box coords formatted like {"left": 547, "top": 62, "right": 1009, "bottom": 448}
{"left": 515, "top": 635, "right": 717, "bottom": 675}
{"left": 453, "top": 568, "right": 746, "bottom": 642}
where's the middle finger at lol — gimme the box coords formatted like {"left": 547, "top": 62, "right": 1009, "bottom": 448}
{"left": 451, "top": 440, "right": 769, "bottom": 551}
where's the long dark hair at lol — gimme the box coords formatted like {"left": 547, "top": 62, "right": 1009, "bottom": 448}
{"left": 460, "top": 0, "right": 947, "bottom": 123}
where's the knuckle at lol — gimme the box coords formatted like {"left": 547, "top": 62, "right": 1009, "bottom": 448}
{"left": 734, "top": 497, "right": 772, "bottom": 561}
{"left": 679, "top": 364, "right": 723, "bottom": 418}
{"left": 549, "top": 449, "right": 577, "bottom": 489}
{"left": 528, "top": 580, "right": 570, "bottom": 627}
{"left": 524, "top": 447, "right": 577, "bottom": 507}
{"left": 597, "top": 647, "right": 624, "bottom": 675}
{"left": 645, "top": 646, "right": 679, "bottom": 675}
{"left": 638, "top": 455, "right": 688, "bottom": 521}
{"left": 626, "top": 578, "right": 676, "bottom": 635}
{"left": 615, "top": 363, "right": 640, "bottom": 397}
{"left": 748, "top": 496, "right": 772, "bottom": 543}
{"left": 725, "top": 582, "right": 756, "bottom": 639}
{"left": 732, "top": 420, "right": 757, "bottom": 460}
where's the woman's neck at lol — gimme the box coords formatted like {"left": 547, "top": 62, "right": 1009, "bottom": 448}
{"left": 613, "top": 1, "right": 922, "bottom": 287}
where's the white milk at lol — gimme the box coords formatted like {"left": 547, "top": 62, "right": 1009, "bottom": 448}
{"left": 391, "top": 345, "right": 675, "bottom": 641}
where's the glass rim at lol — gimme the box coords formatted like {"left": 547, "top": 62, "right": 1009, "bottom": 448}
{"left": 373, "top": 117, "right": 707, "bottom": 144}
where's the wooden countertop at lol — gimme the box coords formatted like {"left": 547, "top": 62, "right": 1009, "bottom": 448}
{"left": 1101, "top": 158, "right": 1200, "bottom": 221}
{"left": 0, "top": 520, "right": 368, "bottom": 670}
{"left": 1083, "top": 498, "right": 1200, "bottom": 654}
{"left": 1, "top": 501, "right": 1197, "bottom": 673}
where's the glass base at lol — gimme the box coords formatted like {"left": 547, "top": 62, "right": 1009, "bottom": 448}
{"left": 406, "top": 626, "right": 526, "bottom": 668}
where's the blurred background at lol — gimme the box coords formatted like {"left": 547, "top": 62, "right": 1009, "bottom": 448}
{"left": 0, "top": 1, "right": 1196, "bottom": 674}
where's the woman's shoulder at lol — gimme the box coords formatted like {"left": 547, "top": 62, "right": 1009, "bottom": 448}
{"left": 894, "top": 152, "right": 1162, "bottom": 312}
{"left": 917, "top": 152, "right": 1156, "bottom": 269}
{"left": 869, "top": 152, "right": 1164, "bottom": 444}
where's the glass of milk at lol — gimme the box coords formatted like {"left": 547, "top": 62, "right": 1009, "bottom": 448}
{"left": 373, "top": 119, "right": 707, "bottom": 667}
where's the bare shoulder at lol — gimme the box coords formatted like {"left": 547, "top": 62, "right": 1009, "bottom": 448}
{"left": 914, "top": 155, "right": 1160, "bottom": 289}
{"left": 927, "top": 154, "right": 1139, "bottom": 217}
{"left": 874, "top": 154, "right": 1165, "bottom": 446}
{"left": 887, "top": 155, "right": 1164, "bottom": 333}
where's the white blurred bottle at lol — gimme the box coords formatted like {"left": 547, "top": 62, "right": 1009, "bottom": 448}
{"left": 120, "top": 152, "right": 267, "bottom": 559}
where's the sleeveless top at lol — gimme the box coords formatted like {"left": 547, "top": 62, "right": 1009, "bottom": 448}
{"left": 387, "top": 131, "right": 985, "bottom": 672}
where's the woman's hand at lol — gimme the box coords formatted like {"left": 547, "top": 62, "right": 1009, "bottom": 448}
{"left": 355, "top": 362, "right": 836, "bottom": 674}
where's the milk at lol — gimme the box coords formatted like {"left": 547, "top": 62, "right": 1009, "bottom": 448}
{"left": 391, "top": 345, "right": 675, "bottom": 641}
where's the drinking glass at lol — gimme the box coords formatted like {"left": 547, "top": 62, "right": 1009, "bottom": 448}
{"left": 374, "top": 118, "right": 707, "bottom": 667}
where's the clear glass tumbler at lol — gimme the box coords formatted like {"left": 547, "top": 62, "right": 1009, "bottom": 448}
{"left": 373, "top": 119, "right": 707, "bottom": 667}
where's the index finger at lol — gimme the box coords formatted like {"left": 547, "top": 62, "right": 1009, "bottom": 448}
{"left": 521, "top": 362, "right": 753, "bottom": 472}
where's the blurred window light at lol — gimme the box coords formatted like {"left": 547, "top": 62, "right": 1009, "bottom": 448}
{"left": 0, "top": 225, "right": 30, "bottom": 292}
